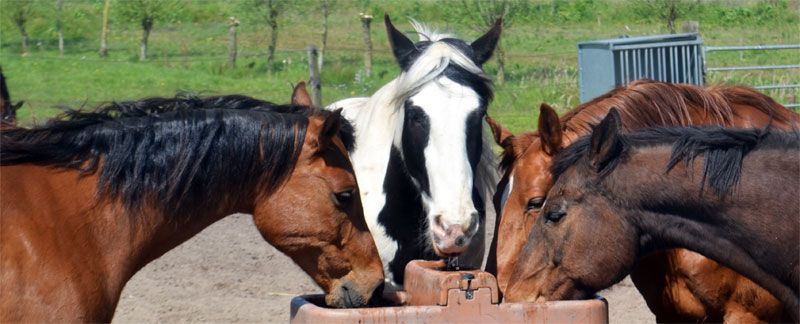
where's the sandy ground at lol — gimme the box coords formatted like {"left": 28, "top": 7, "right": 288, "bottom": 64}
{"left": 113, "top": 213, "right": 655, "bottom": 323}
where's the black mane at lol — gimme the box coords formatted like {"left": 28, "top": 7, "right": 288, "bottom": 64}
{"left": 0, "top": 94, "right": 354, "bottom": 219}
{"left": 552, "top": 126, "right": 800, "bottom": 196}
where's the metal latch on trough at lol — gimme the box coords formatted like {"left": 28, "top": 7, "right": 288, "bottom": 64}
{"left": 461, "top": 273, "right": 475, "bottom": 300}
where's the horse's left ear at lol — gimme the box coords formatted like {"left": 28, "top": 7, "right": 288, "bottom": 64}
{"left": 470, "top": 18, "right": 502, "bottom": 66}
{"left": 588, "top": 108, "right": 624, "bottom": 172}
{"left": 385, "top": 14, "right": 418, "bottom": 71}
{"left": 487, "top": 116, "right": 515, "bottom": 149}
{"left": 291, "top": 81, "right": 312, "bottom": 106}
{"left": 311, "top": 108, "right": 343, "bottom": 153}
{"left": 11, "top": 101, "right": 23, "bottom": 113}
{"left": 538, "top": 104, "right": 562, "bottom": 156}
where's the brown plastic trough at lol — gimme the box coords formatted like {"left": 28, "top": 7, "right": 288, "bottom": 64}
{"left": 290, "top": 260, "right": 608, "bottom": 323}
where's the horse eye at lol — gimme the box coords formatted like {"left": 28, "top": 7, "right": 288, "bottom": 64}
{"left": 332, "top": 190, "right": 354, "bottom": 206}
{"left": 526, "top": 197, "right": 545, "bottom": 211}
{"left": 545, "top": 210, "right": 566, "bottom": 224}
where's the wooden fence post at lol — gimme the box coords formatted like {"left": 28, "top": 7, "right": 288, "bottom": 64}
{"left": 227, "top": 17, "right": 240, "bottom": 68}
{"left": 307, "top": 45, "right": 322, "bottom": 107}
{"left": 360, "top": 13, "right": 373, "bottom": 78}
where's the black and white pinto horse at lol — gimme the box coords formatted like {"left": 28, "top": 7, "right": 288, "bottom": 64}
{"left": 327, "top": 15, "right": 501, "bottom": 286}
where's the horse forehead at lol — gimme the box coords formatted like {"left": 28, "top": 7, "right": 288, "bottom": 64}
{"left": 516, "top": 141, "right": 553, "bottom": 178}
{"left": 307, "top": 144, "right": 356, "bottom": 183}
{"left": 408, "top": 79, "right": 483, "bottom": 121}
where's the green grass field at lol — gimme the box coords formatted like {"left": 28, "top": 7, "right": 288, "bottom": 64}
{"left": 1, "top": 0, "right": 798, "bottom": 135}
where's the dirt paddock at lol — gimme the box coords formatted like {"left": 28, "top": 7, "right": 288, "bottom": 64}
{"left": 113, "top": 213, "right": 655, "bottom": 323}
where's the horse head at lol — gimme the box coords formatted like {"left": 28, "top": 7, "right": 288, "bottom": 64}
{"left": 488, "top": 103, "right": 569, "bottom": 292}
{"left": 0, "top": 66, "right": 20, "bottom": 127}
{"left": 504, "top": 109, "right": 637, "bottom": 302}
{"left": 384, "top": 15, "right": 501, "bottom": 257}
{"left": 251, "top": 108, "right": 385, "bottom": 308}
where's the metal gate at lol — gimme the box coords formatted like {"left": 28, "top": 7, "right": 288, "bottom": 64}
{"left": 578, "top": 33, "right": 704, "bottom": 103}
{"left": 703, "top": 44, "right": 800, "bottom": 108}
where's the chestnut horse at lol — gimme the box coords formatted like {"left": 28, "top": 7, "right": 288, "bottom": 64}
{"left": 487, "top": 79, "right": 799, "bottom": 322}
{"left": 0, "top": 95, "right": 384, "bottom": 322}
{"left": 504, "top": 109, "right": 800, "bottom": 322}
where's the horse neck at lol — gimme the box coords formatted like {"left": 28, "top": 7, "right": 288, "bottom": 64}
{"left": 1, "top": 164, "right": 244, "bottom": 320}
{"left": 345, "top": 79, "right": 406, "bottom": 222}
{"left": 353, "top": 79, "right": 404, "bottom": 148}
{"left": 606, "top": 146, "right": 800, "bottom": 316}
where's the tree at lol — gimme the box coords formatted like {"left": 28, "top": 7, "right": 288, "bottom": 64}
{"left": 117, "top": 0, "right": 173, "bottom": 61}
{"left": 640, "top": 0, "right": 698, "bottom": 34}
{"left": 460, "top": 0, "right": 523, "bottom": 85}
{"left": 317, "top": 0, "right": 336, "bottom": 73}
{"left": 248, "top": 0, "right": 289, "bottom": 74}
{"left": 98, "top": 0, "right": 110, "bottom": 58}
{"left": 8, "top": 0, "right": 34, "bottom": 56}
{"left": 55, "top": 0, "right": 66, "bottom": 56}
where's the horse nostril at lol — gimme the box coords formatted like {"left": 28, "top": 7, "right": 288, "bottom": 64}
{"left": 454, "top": 235, "right": 467, "bottom": 247}
{"left": 433, "top": 214, "right": 445, "bottom": 229}
{"left": 340, "top": 282, "right": 359, "bottom": 308}
{"left": 368, "top": 281, "right": 386, "bottom": 306}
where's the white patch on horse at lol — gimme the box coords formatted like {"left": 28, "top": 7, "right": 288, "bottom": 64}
{"left": 500, "top": 175, "right": 514, "bottom": 215}
{"left": 412, "top": 78, "right": 480, "bottom": 231}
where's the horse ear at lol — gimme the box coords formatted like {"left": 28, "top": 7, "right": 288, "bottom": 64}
{"left": 291, "top": 81, "right": 312, "bottom": 106}
{"left": 487, "top": 116, "right": 515, "bottom": 149}
{"left": 470, "top": 18, "right": 502, "bottom": 66}
{"left": 11, "top": 101, "right": 23, "bottom": 113}
{"left": 312, "top": 108, "right": 343, "bottom": 153}
{"left": 538, "top": 104, "right": 562, "bottom": 156}
{"left": 385, "top": 14, "right": 418, "bottom": 71}
{"left": 588, "top": 108, "right": 624, "bottom": 172}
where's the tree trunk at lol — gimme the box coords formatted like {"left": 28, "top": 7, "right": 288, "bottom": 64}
{"left": 13, "top": 7, "right": 29, "bottom": 56}
{"left": 227, "top": 17, "right": 239, "bottom": 68}
{"left": 307, "top": 45, "right": 322, "bottom": 106}
{"left": 318, "top": 0, "right": 328, "bottom": 73}
{"left": 667, "top": 3, "right": 677, "bottom": 34}
{"left": 57, "top": 0, "right": 65, "bottom": 56}
{"left": 360, "top": 13, "right": 372, "bottom": 78}
{"left": 140, "top": 22, "right": 152, "bottom": 61}
{"left": 496, "top": 44, "right": 505, "bottom": 85}
{"left": 19, "top": 25, "right": 29, "bottom": 56}
{"left": 267, "top": 20, "right": 277, "bottom": 73}
{"left": 98, "top": 0, "right": 110, "bottom": 58}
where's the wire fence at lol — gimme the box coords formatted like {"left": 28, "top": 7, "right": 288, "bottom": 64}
{"left": 1, "top": 47, "right": 578, "bottom": 63}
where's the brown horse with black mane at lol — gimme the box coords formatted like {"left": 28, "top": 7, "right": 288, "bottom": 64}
{"left": 0, "top": 66, "right": 23, "bottom": 127}
{"left": 487, "top": 79, "right": 799, "bottom": 322}
{"left": 504, "top": 109, "right": 799, "bottom": 322}
{"left": 0, "top": 94, "right": 384, "bottom": 322}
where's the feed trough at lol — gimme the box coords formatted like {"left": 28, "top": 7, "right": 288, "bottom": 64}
{"left": 290, "top": 260, "right": 608, "bottom": 323}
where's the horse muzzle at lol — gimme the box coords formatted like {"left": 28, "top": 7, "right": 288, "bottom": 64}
{"left": 325, "top": 274, "right": 385, "bottom": 308}
{"left": 430, "top": 213, "right": 479, "bottom": 256}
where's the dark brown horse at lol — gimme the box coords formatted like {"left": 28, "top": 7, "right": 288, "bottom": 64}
{"left": 0, "top": 66, "right": 22, "bottom": 127}
{"left": 487, "top": 79, "right": 799, "bottom": 322}
{"left": 504, "top": 109, "right": 800, "bottom": 322}
{"left": 0, "top": 94, "right": 384, "bottom": 322}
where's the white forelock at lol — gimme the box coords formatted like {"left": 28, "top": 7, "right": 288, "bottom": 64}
{"left": 409, "top": 18, "right": 454, "bottom": 42}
